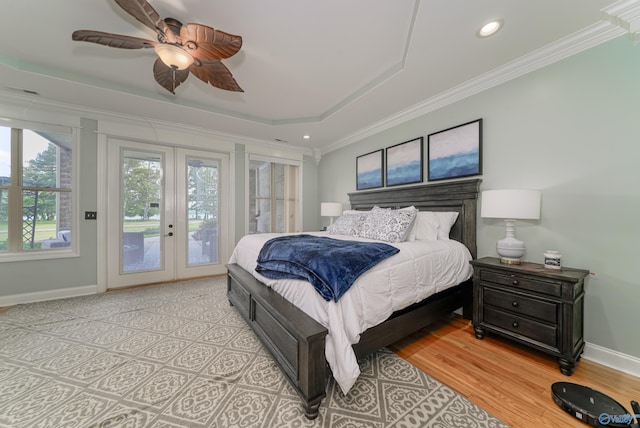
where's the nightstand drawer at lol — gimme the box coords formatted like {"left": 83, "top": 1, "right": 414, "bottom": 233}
{"left": 484, "top": 287, "right": 557, "bottom": 323}
{"left": 480, "top": 270, "right": 562, "bottom": 297}
{"left": 484, "top": 307, "right": 557, "bottom": 348}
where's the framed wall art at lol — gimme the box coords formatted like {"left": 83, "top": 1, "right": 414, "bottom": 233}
{"left": 427, "top": 119, "right": 482, "bottom": 181}
{"left": 356, "top": 149, "right": 384, "bottom": 190}
{"left": 386, "top": 137, "right": 423, "bottom": 187}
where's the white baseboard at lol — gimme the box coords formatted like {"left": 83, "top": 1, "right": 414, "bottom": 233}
{"left": 0, "top": 285, "right": 100, "bottom": 307}
{"left": 583, "top": 342, "right": 640, "bottom": 379}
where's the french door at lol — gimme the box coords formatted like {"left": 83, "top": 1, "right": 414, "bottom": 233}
{"left": 106, "top": 140, "right": 230, "bottom": 288}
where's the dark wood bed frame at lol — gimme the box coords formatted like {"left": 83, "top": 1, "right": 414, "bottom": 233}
{"left": 227, "top": 178, "right": 481, "bottom": 419}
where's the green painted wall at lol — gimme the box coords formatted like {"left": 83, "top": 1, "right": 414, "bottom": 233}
{"left": 302, "top": 154, "right": 319, "bottom": 232}
{"left": 318, "top": 36, "right": 640, "bottom": 358}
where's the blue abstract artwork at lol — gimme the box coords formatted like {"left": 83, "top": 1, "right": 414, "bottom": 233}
{"left": 356, "top": 150, "right": 383, "bottom": 190}
{"left": 428, "top": 119, "right": 482, "bottom": 181}
{"left": 386, "top": 137, "right": 423, "bottom": 186}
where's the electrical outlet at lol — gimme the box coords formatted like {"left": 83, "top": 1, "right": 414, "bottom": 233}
{"left": 85, "top": 211, "right": 97, "bottom": 220}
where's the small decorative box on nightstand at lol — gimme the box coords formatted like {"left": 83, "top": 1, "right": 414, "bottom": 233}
{"left": 470, "top": 257, "right": 589, "bottom": 375}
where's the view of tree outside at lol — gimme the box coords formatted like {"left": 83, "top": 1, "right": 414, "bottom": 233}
{"left": 23, "top": 143, "right": 58, "bottom": 221}
{"left": 187, "top": 158, "right": 219, "bottom": 264}
{"left": 0, "top": 127, "right": 73, "bottom": 251}
{"left": 22, "top": 132, "right": 72, "bottom": 250}
{"left": 122, "top": 158, "right": 162, "bottom": 221}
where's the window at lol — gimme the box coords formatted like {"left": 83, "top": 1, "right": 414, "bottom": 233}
{"left": 0, "top": 124, "right": 74, "bottom": 255}
{"left": 248, "top": 156, "right": 300, "bottom": 234}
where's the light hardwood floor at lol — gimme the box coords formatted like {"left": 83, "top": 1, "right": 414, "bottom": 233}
{"left": 390, "top": 314, "right": 640, "bottom": 428}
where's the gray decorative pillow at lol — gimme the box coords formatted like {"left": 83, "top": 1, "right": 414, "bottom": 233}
{"left": 327, "top": 212, "right": 368, "bottom": 236}
{"left": 357, "top": 206, "right": 418, "bottom": 243}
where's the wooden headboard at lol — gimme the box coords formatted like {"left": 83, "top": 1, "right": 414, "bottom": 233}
{"left": 348, "top": 178, "right": 481, "bottom": 259}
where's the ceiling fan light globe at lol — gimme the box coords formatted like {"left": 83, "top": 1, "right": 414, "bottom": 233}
{"left": 154, "top": 44, "right": 194, "bottom": 70}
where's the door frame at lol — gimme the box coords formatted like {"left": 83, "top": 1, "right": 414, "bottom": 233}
{"left": 175, "top": 147, "right": 230, "bottom": 279}
{"left": 106, "top": 140, "right": 176, "bottom": 288}
{"left": 96, "top": 136, "right": 234, "bottom": 292}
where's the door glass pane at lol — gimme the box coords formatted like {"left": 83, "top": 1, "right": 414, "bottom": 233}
{"left": 121, "top": 150, "right": 163, "bottom": 273}
{"left": 187, "top": 157, "right": 219, "bottom": 266}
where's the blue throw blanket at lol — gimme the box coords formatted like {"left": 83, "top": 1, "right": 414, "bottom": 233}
{"left": 255, "top": 234, "right": 399, "bottom": 302}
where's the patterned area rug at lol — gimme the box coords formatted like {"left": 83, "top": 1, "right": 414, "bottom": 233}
{"left": 0, "top": 277, "right": 509, "bottom": 427}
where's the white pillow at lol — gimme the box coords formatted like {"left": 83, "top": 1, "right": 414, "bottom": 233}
{"left": 433, "top": 211, "right": 459, "bottom": 240}
{"left": 357, "top": 206, "right": 418, "bottom": 243}
{"left": 407, "top": 212, "right": 440, "bottom": 241}
{"left": 412, "top": 211, "right": 459, "bottom": 240}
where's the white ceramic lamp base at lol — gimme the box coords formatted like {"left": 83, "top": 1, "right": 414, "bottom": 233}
{"left": 496, "top": 219, "right": 526, "bottom": 264}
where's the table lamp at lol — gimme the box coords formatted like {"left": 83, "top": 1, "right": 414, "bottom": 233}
{"left": 481, "top": 189, "right": 541, "bottom": 264}
{"left": 321, "top": 202, "right": 342, "bottom": 225}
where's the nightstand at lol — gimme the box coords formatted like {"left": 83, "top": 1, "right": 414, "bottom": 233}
{"left": 470, "top": 257, "right": 589, "bottom": 375}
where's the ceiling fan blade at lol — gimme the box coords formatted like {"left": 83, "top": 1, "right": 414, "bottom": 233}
{"left": 180, "top": 24, "right": 242, "bottom": 61}
{"left": 189, "top": 60, "right": 243, "bottom": 92}
{"left": 163, "top": 18, "right": 184, "bottom": 41}
{"left": 72, "top": 30, "right": 157, "bottom": 49}
{"left": 153, "top": 58, "right": 189, "bottom": 94}
{"left": 114, "top": 0, "right": 163, "bottom": 33}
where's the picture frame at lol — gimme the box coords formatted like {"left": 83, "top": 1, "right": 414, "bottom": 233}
{"left": 427, "top": 119, "right": 482, "bottom": 181}
{"left": 356, "top": 149, "right": 384, "bottom": 190}
{"left": 385, "top": 137, "right": 423, "bottom": 187}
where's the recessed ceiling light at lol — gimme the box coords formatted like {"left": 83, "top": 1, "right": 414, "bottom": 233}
{"left": 477, "top": 19, "right": 503, "bottom": 38}
{"left": 303, "top": 135, "right": 310, "bottom": 139}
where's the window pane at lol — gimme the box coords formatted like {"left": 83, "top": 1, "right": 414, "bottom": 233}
{"left": 253, "top": 199, "right": 271, "bottom": 233}
{"left": 275, "top": 199, "right": 284, "bottom": 232}
{"left": 0, "top": 189, "right": 7, "bottom": 252}
{"left": 22, "top": 190, "right": 72, "bottom": 250}
{"left": 250, "top": 160, "right": 271, "bottom": 198}
{"left": 0, "top": 126, "right": 10, "bottom": 186}
{"left": 22, "top": 130, "right": 72, "bottom": 188}
{"left": 187, "top": 157, "right": 219, "bottom": 265}
{"left": 274, "top": 164, "right": 284, "bottom": 199}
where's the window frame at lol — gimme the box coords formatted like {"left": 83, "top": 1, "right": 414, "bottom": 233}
{"left": 246, "top": 153, "right": 302, "bottom": 235}
{"left": 0, "top": 121, "right": 79, "bottom": 262}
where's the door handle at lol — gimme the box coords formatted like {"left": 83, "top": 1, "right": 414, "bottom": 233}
{"left": 165, "top": 232, "right": 174, "bottom": 237}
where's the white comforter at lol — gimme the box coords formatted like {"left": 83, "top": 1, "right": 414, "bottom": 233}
{"left": 228, "top": 232, "right": 473, "bottom": 393}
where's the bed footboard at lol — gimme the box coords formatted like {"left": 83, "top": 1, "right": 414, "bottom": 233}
{"left": 226, "top": 263, "right": 328, "bottom": 419}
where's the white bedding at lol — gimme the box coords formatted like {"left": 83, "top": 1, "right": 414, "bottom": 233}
{"left": 228, "top": 232, "right": 473, "bottom": 393}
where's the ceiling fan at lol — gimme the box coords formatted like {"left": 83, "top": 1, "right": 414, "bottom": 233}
{"left": 72, "top": 0, "right": 243, "bottom": 94}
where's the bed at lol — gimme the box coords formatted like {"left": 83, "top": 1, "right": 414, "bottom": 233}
{"left": 226, "top": 178, "right": 481, "bottom": 419}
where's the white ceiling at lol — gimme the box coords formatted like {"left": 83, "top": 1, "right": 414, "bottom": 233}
{"left": 0, "top": 0, "right": 636, "bottom": 153}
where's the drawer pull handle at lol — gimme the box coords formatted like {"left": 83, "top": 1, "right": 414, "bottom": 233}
{"left": 512, "top": 280, "right": 519, "bottom": 285}
{"left": 512, "top": 322, "right": 519, "bottom": 328}
{"left": 512, "top": 301, "right": 519, "bottom": 308}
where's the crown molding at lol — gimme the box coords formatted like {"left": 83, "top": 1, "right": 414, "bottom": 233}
{"left": 603, "top": 0, "right": 640, "bottom": 40}
{"left": 0, "top": 90, "right": 313, "bottom": 157}
{"left": 321, "top": 20, "right": 626, "bottom": 156}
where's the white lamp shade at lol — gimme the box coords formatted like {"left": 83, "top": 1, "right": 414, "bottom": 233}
{"left": 481, "top": 189, "right": 541, "bottom": 220}
{"left": 321, "top": 202, "right": 343, "bottom": 217}
{"left": 154, "top": 44, "right": 194, "bottom": 70}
